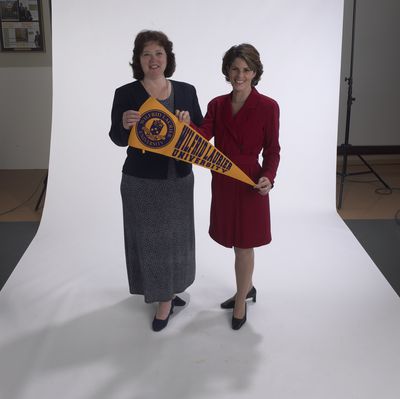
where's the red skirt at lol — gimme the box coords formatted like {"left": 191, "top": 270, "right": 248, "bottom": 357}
{"left": 209, "top": 161, "right": 272, "bottom": 249}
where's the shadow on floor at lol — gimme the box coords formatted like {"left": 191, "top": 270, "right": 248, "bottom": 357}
{"left": 344, "top": 219, "right": 400, "bottom": 296}
{"left": 0, "top": 222, "right": 39, "bottom": 290}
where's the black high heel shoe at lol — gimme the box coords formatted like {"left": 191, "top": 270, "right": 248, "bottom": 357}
{"left": 220, "top": 287, "right": 257, "bottom": 309}
{"left": 172, "top": 295, "right": 186, "bottom": 307}
{"left": 232, "top": 303, "right": 247, "bottom": 330}
{"left": 152, "top": 302, "right": 174, "bottom": 332}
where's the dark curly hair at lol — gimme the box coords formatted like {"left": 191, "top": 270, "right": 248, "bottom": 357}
{"left": 222, "top": 43, "right": 263, "bottom": 86}
{"left": 130, "top": 30, "right": 176, "bottom": 80}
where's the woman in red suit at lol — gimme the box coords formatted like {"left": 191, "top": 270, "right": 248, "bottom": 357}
{"left": 199, "top": 44, "right": 280, "bottom": 330}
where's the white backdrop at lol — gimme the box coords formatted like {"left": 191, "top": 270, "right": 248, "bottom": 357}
{"left": 1, "top": 1, "right": 400, "bottom": 398}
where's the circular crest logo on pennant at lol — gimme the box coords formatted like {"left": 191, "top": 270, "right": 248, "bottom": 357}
{"left": 136, "top": 109, "right": 176, "bottom": 148}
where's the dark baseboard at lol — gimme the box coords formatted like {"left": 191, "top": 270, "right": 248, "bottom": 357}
{"left": 337, "top": 145, "right": 400, "bottom": 156}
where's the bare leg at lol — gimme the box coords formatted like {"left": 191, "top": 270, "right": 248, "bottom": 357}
{"left": 155, "top": 300, "right": 172, "bottom": 320}
{"left": 233, "top": 247, "right": 254, "bottom": 319}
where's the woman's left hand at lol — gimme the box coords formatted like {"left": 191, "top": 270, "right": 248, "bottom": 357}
{"left": 175, "top": 109, "right": 191, "bottom": 124}
{"left": 254, "top": 176, "right": 272, "bottom": 196}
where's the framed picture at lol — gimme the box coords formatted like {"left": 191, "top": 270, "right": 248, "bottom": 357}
{"left": 0, "top": 0, "right": 44, "bottom": 51}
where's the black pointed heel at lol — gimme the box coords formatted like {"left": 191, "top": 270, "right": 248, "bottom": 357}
{"left": 232, "top": 303, "right": 247, "bottom": 330}
{"left": 220, "top": 287, "right": 257, "bottom": 309}
{"left": 172, "top": 295, "right": 186, "bottom": 307}
{"left": 152, "top": 302, "right": 174, "bottom": 332}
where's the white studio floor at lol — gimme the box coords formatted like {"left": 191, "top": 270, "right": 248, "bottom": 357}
{"left": 3, "top": 2, "right": 400, "bottom": 397}
{"left": 1, "top": 208, "right": 400, "bottom": 399}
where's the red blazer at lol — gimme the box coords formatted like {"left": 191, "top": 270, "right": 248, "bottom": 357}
{"left": 199, "top": 88, "right": 280, "bottom": 248}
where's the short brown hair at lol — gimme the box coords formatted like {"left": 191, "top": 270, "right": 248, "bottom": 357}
{"left": 222, "top": 43, "right": 263, "bottom": 86}
{"left": 130, "top": 30, "right": 176, "bottom": 80}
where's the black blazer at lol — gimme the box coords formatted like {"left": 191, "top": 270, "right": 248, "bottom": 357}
{"left": 109, "top": 80, "right": 203, "bottom": 178}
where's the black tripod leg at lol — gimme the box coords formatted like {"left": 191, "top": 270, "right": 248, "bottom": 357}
{"left": 35, "top": 174, "right": 48, "bottom": 211}
{"left": 337, "top": 148, "right": 349, "bottom": 209}
{"left": 358, "top": 155, "right": 391, "bottom": 190}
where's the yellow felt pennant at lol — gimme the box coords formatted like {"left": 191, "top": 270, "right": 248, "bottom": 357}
{"left": 128, "top": 97, "right": 256, "bottom": 186}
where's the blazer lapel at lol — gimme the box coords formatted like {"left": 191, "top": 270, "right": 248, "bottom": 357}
{"left": 133, "top": 80, "right": 149, "bottom": 109}
{"left": 222, "top": 93, "right": 240, "bottom": 145}
{"left": 223, "top": 88, "right": 259, "bottom": 149}
{"left": 237, "top": 88, "right": 259, "bottom": 124}
{"left": 171, "top": 80, "right": 184, "bottom": 112}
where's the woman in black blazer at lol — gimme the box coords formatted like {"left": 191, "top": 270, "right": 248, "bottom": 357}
{"left": 109, "top": 30, "right": 203, "bottom": 332}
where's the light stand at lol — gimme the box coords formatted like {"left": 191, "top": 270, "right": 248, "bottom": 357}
{"left": 337, "top": 0, "right": 391, "bottom": 209}
{"left": 35, "top": 172, "right": 47, "bottom": 211}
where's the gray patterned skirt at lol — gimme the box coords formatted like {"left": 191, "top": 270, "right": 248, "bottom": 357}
{"left": 120, "top": 171, "right": 195, "bottom": 303}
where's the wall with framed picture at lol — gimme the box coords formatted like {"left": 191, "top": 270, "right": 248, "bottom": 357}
{"left": 0, "top": 0, "right": 51, "bottom": 169}
{"left": 0, "top": 0, "right": 44, "bottom": 51}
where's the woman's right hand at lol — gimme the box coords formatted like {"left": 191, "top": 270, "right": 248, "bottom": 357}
{"left": 175, "top": 109, "right": 191, "bottom": 124}
{"left": 122, "top": 110, "right": 140, "bottom": 130}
